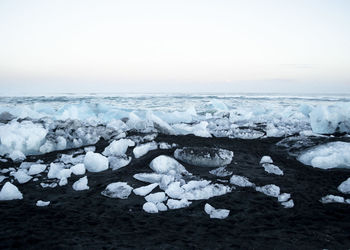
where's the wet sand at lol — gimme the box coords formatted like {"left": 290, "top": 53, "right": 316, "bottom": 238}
{"left": 1, "top": 134, "right": 350, "bottom": 249}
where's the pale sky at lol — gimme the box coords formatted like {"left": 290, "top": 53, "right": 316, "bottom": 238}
{"left": 0, "top": 0, "right": 349, "bottom": 94}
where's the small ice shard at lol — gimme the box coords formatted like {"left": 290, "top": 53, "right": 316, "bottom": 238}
{"left": 229, "top": 175, "right": 254, "bottom": 187}
{"left": 278, "top": 193, "right": 291, "bottom": 202}
{"left": 156, "top": 202, "right": 168, "bottom": 211}
{"left": 40, "top": 182, "right": 57, "bottom": 188}
{"left": 174, "top": 147, "right": 233, "bottom": 167}
{"left": 0, "top": 182, "right": 23, "bottom": 200}
{"left": 108, "top": 156, "right": 131, "bottom": 171}
{"left": 256, "top": 184, "right": 280, "bottom": 198}
{"left": 298, "top": 141, "right": 350, "bottom": 169}
{"left": 70, "top": 163, "right": 86, "bottom": 175}
{"left": 11, "top": 170, "right": 32, "bottom": 184}
{"left": 72, "top": 176, "right": 89, "bottom": 191}
{"left": 102, "top": 139, "right": 135, "bottom": 157}
{"left": 59, "top": 177, "right": 68, "bottom": 186}
{"left": 145, "top": 192, "right": 167, "bottom": 204}
{"left": 320, "top": 195, "right": 345, "bottom": 204}
{"left": 36, "top": 200, "right": 50, "bottom": 207}
{"left": 166, "top": 198, "right": 191, "bottom": 209}
{"left": 133, "top": 173, "right": 164, "bottom": 184}
{"left": 101, "top": 182, "right": 133, "bottom": 199}
{"left": 84, "top": 152, "right": 108, "bottom": 172}
{"left": 28, "top": 164, "right": 47, "bottom": 175}
{"left": 133, "top": 183, "right": 159, "bottom": 196}
{"left": 261, "top": 163, "right": 284, "bottom": 176}
{"left": 149, "top": 155, "right": 189, "bottom": 175}
{"left": 338, "top": 177, "right": 350, "bottom": 194}
{"left": 281, "top": 199, "right": 294, "bottom": 208}
{"left": 9, "top": 150, "right": 26, "bottom": 162}
{"left": 260, "top": 156, "right": 273, "bottom": 164}
{"left": 204, "top": 203, "right": 230, "bottom": 219}
{"left": 143, "top": 201, "right": 158, "bottom": 213}
{"left": 133, "top": 142, "right": 158, "bottom": 158}
{"left": 209, "top": 166, "right": 233, "bottom": 177}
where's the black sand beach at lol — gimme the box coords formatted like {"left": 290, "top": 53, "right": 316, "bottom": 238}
{"left": 1, "top": 134, "right": 350, "bottom": 249}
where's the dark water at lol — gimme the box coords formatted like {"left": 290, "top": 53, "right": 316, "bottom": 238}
{"left": 1, "top": 134, "right": 350, "bottom": 249}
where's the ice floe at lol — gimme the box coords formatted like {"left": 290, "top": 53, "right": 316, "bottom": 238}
{"left": 101, "top": 182, "right": 133, "bottom": 199}
{"left": 204, "top": 203, "right": 230, "bottom": 219}
{"left": 298, "top": 141, "right": 350, "bottom": 169}
{"left": 174, "top": 147, "right": 233, "bottom": 167}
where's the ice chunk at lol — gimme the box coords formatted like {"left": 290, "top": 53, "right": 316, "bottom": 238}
{"left": 320, "top": 195, "right": 345, "bottom": 204}
{"left": 166, "top": 198, "right": 191, "bottom": 209}
{"left": 101, "top": 182, "right": 133, "bottom": 199}
{"left": 156, "top": 202, "right": 168, "bottom": 211}
{"left": 147, "top": 112, "right": 175, "bottom": 135}
{"left": 28, "top": 164, "right": 47, "bottom": 175}
{"left": 9, "top": 150, "right": 26, "bottom": 162}
{"left": 281, "top": 199, "right": 294, "bottom": 208}
{"left": 0, "top": 176, "right": 6, "bottom": 183}
{"left": 173, "top": 121, "right": 212, "bottom": 137}
{"left": 70, "top": 163, "right": 86, "bottom": 175}
{"left": 261, "top": 163, "right": 284, "bottom": 176}
{"left": 230, "top": 175, "right": 254, "bottom": 187}
{"left": 159, "top": 175, "right": 175, "bottom": 190}
{"left": 56, "top": 136, "right": 67, "bottom": 150}
{"left": 338, "top": 177, "right": 350, "bottom": 194}
{"left": 260, "top": 156, "right": 273, "bottom": 164}
{"left": 165, "top": 182, "right": 185, "bottom": 199}
{"left": 40, "top": 182, "right": 57, "bottom": 188}
{"left": 209, "top": 166, "right": 233, "bottom": 177}
{"left": 133, "top": 142, "right": 158, "bottom": 158}
{"left": 133, "top": 173, "right": 164, "bottom": 184}
{"left": 36, "top": 200, "right": 50, "bottom": 207}
{"left": 133, "top": 183, "right": 159, "bottom": 196}
{"left": 0, "top": 182, "right": 23, "bottom": 200}
{"left": 278, "top": 193, "right": 291, "bottom": 202}
{"left": 149, "top": 155, "right": 189, "bottom": 175}
{"left": 60, "top": 154, "right": 84, "bottom": 165}
{"left": 204, "top": 203, "right": 230, "bottom": 219}
{"left": 84, "top": 152, "right": 108, "bottom": 172}
{"left": 298, "top": 142, "right": 350, "bottom": 169}
{"left": 59, "top": 177, "right": 68, "bottom": 186}
{"left": 182, "top": 183, "right": 232, "bottom": 200}
{"left": 143, "top": 202, "right": 158, "bottom": 213}
{"left": 47, "top": 163, "right": 64, "bottom": 179}
{"left": 84, "top": 146, "right": 96, "bottom": 153}
{"left": 159, "top": 142, "right": 172, "bottom": 150}
{"left": 145, "top": 192, "right": 167, "bottom": 203}
{"left": 108, "top": 156, "right": 131, "bottom": 171}
{"left": 11, "top": 170, "right": 32, "bottom": 184}
{"left": 256, "top": 184, "right": 280, "bottom": 197}
{"left": 174, "top": 147, "right": 233, "bottom": 168}
{"left": 102, "top": 139, "right": 135, "bottom": 157}
{"left": 72, "top": 176, "right": 89, "bottom": 191}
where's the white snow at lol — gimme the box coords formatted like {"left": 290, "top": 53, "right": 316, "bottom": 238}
{"left": 204, "top": 203, "right": 230, "bottom": 219}
{"left": 261, "top": 163, "right": 284, "bottom": 176}
{"left": 260, "top": 156, "right": 273, "bottom": 164}
{"left": 11, "top": 170, "right": 32, "bottom": 184}
{"left": 133, "top": 183, "right": 159, "bottom": 196}
{"left": 102, "top": 139, "right": 135, "bottom": 157}
{"left": 143, "top": 201, "right": 158, "bottom": 213}
{"left": 145, "top": 192, "right": 167, "bottom": 203}
{"left": 101, "top": 182, "right": 133, "bottom": 199}
{"left": 256, "top": 184, "right": 280, "bottom": 198}
{"left": 84, "top": 152, "right": 109, "bottom": 172}
{"left": 36, "top": 200, "right": 50, "bottom": 207}
{"left": 338, "top": 177, "right": 350, "bottom": 194}
{"left": 28, "top": 164, "right": 47, "bottom": 175}
{"left": 133, "top": 142, "right": 158, "bottom": 158}
{"left": 0, "top": 182, "right": 23, "bottom": 200}
{"left": 298, "top": 142, "right": 350, "bottom": 169}
{"left": 166, "top": 198, "right": 191, "bottom": 209}
{"left": 70, "top": 163, "right": 86, "bottom": 175}
{"left": 149, "top": 155, "right": 189, "bottom": 175}
{"left": 72, "top": 176, "right": 89, "bottom": 191}
{"left": 230, "top": 175, "right": 254, "bottom": 187}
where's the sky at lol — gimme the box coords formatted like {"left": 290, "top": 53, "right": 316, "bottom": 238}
{"left": 0, "top": 0, "right": 349, "bottom": 94}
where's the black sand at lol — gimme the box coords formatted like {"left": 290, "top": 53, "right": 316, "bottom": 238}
{"left": 1, "top": 134, "right": 350, "bottom": 249}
